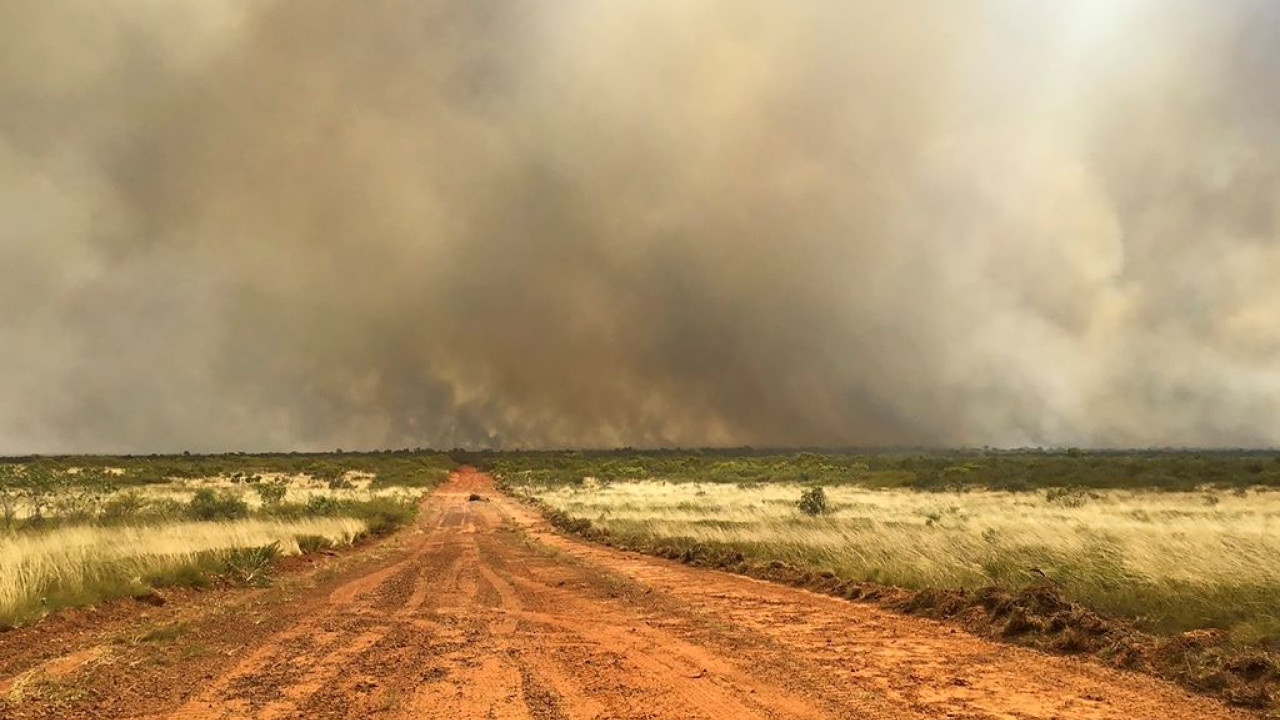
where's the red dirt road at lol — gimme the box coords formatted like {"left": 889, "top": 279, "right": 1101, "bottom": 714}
{"left": 0, "top": 468, "right": 1250, "bottom": 719}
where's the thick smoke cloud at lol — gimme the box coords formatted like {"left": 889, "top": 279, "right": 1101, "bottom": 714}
{"left": 2, "top": 1, "right": 1278, "bottom": 452}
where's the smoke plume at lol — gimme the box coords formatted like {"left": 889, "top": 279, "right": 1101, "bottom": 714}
{"left": 2, "top": 1, "right": 1279, "bottom": 452}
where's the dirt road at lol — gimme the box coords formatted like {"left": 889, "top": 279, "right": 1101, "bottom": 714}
{"left": 0, "top": 468, "right": 1251, "bottom": 719}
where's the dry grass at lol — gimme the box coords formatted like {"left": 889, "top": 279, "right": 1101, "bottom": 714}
{"left": 0, "top": 457, "right": 435, "bottom": 626}
{"left": 0, "top": 517, "right": 366, "bottom": 626}
{"left": 523, "top": 481, "right": 1280, "bottom": 640}
{"left": 2, "top": 479, "right": 420, "bottom": 522}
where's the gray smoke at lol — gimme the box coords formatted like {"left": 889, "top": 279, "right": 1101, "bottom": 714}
{"left": 2, "top": 1, "right": 1279, "bottom": 452}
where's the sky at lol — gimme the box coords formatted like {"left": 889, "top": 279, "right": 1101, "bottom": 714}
{"left": 2, "top": 1, "right": 1279, "bottom": 452}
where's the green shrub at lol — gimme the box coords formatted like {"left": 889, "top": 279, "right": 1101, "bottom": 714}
{"left": 345, "top": 497, "right": 417, "bottom": 535}
{"left": 271, "top": 495, "right": 416, "bottom": 536}
{"left": 254, "top": 481, "right": 288, "bottom": 506}
{"left": 143, "top": 561, "right": 216, "bottom": 590}
{"left": 222, "top": 542, "right": 281, "bottom": 586}
{"left": 327, "top": 475, "right": 355, "bottom": 490}
{"left": 305, "top": 495, "right": 343, "bottom": 516}
{"left": 798, "top": 486, "right": 829, "bottom": 516}
{"left": 369, "top": 469, "right": 448, "bottom": 488}
{"left": 1045, "top": 487, "right": 1098, "bottom": 508}
{"left": 98, "top": 491, "right": 147, "bottom": 524}
{"left": 187, "top": 489, "right": 249, "bottom": 521}
{"left": 295, "top": 534, "right": 333, "bottom": 553}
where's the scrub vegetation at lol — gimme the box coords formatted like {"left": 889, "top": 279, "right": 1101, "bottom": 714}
{"left": 481, "top": 447, "right": 1280, "bottom": 491}
{"left": 0, "top": 451, "right": 454, "bottom": 626}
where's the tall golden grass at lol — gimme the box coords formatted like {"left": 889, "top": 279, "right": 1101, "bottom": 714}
{"left": 525, "top": 481, "right": 1280, "bottom": 639}
{"left": 0, "top": 517, "right": 366, "bottom": 626}
{"left": 2, "top": 480, "right": 421, "bottom": 521}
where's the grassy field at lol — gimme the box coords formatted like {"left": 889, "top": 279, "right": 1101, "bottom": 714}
{"left": 0, "top": 517, "right": 367, "bottom": 627}
{"left": 0, "top": 452, "right": 455, "bottom": 626}
{"left": 492, "top": 450, "right": 1280, "bottom": 644}
{"left": 519, "top": 480, "right": 1280, "bottom": 640}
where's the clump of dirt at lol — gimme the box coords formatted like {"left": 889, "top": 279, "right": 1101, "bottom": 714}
{"left": 526, "top": 494, "right": 1280, "bottom": 713}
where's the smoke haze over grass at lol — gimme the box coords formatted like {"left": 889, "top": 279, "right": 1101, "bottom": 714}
{"left": 2, "top": 1, "right": 1279, "bottom": 452}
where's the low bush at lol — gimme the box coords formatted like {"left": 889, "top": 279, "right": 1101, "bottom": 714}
{"left": 344, "top": 497, "right": 418, "bottom": 535}
{"left": 327, "top": 475, "right": 356, "bottom": 490}
{"left": 305, "top": 495, "right": 343, "bottom": 516}
{"left": 798, "top": 486, "right": 829, "bottom": 515}
{"left": 222, "top": 542, "right": 281, "bottom": 587}
{"left": 295, "top": 534, "right": 333, "bottom": 553}
{"left": 98, "top": 491, "right": 148, "bottom": 524}
{"left": 269, "top": 495, "right": 417, "bottom": 536}
{"left": 254, "top": 481, "right": 288, "bottom": 506}
{"left": 187, "top": 489, "right": 250, "bottom": 521}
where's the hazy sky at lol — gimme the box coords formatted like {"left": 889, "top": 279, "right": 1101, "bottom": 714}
{"left": 2, "top": 1, "right": 1279, "bottom": 452}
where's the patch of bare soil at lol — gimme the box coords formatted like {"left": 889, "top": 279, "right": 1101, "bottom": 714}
{"left": 0, "top": 469, "right": 1253, "bottom": 719}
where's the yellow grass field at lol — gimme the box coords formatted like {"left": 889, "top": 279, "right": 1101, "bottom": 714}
{"left": 0, "top": 517, "right": 368, "bottom": 625}
{"left": 522, "top": 480, "right": 1280, "bottom": 639}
